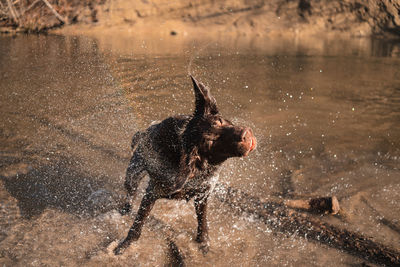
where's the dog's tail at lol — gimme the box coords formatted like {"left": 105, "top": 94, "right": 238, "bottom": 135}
{"left": 131, "top": 131, "right": 145, "bottom": 152}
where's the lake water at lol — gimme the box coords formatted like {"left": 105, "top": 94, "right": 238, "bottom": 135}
{"left": 0, "top": 33, "right": 399, "bottom": 266}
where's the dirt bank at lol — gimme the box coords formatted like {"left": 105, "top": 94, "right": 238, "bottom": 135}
{"left": 1, "top": 0, "right": 400, "bottom": 38}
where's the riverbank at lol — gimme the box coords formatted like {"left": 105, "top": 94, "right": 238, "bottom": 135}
{"left": 1, "top": 0, "right": 400, "bottom": 38}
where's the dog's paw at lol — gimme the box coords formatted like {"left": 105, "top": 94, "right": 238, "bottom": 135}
{"left": 113, "top": 240, "right": 130, "bottom": 255}
{"left": 195, "top": 237, "right": 210, "bottom": 255}
{"left": 119, "top": 203, "right": 131, "bottom": 215}
{"left": 113, "top": 245, "right": 125, "bottom": 255}
{"left": 198, "top": 240, "right": 210, "bottom": 255}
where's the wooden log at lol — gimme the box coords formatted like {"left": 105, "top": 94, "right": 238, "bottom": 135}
{"left": 284, "top": 196, "right": 340, "bottom": 214}
{"left": 213, "top": 183, "right": 400, "bottom": 266}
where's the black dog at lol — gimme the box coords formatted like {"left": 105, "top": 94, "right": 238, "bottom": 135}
{"left": 114, "top": 76, "right": 257, "bottom": 255}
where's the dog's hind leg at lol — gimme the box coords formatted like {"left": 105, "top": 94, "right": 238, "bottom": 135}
{"left": 114, "top": 187, "right": 157, "bottom": 255}
{"left": 119, "top": 154, "right": 146, "bottom": 215}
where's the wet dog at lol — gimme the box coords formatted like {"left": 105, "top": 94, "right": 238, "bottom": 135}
{"left": 114, "top": 75, "right": 257, "bottom": 255}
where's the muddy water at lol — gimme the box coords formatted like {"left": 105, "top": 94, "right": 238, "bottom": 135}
{"left": 0, "top": 34, "right": 400, "bottom": 266}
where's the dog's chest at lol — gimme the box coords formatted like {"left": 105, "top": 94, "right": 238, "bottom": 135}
{"left": 170, "top": 166, "right": 220, "bottom": 200}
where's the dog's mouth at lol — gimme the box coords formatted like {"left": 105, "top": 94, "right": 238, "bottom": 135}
{"left": 247, "top": 136, "right": 257, "bottom": 155}
{"left": 249, "top": 136, "right": 257, "bottom": 152}
{"left": 242, "top": 134, "right": 257, "bottom": 157}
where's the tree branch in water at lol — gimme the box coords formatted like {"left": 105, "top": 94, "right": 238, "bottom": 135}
{"left": 214, "top": 183, "right": 400, "bottom": 266}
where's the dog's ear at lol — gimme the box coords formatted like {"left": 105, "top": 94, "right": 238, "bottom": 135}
{"left": 190, "top": 75, "right": 219, "bottom": 117}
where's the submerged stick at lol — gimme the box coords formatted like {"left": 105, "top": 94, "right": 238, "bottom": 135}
{"left": 213, "top": 183, "right": 400, "bottom": 266}
{"left": 361, "top": 196, "right": 400, "bottom": 235}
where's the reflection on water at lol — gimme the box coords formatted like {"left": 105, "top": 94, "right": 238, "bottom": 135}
{"left": 0, "top": 34, "right": 400, "bottom": 266}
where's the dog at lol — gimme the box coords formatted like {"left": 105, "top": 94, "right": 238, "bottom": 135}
{"left": 114, "top": 75, "right": 257, "bottom": 255}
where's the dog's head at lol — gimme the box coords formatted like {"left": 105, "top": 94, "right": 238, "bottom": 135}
{"left": 184, "top": 76, "right": 257, "bottom": 166}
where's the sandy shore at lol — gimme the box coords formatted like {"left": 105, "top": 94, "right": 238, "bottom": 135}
{"left": 1, "top": 0, "right": 400, "bottom": 38}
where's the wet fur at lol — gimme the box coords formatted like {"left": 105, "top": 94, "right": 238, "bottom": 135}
{"left": 114, "top": 76, "right": 256, "bottom": 255}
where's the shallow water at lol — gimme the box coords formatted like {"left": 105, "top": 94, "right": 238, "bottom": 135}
{"left": 0, "top": 34, "right": 399, "bottom": 266}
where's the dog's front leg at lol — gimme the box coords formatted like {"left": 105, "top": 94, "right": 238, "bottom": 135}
{"left": 114, "top": 191, "right": 156, "bottom": 255}
{"left": 194, "top": 195, "right": 210, "bottom": 254}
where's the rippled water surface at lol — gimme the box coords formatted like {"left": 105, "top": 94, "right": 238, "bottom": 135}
{"left": 1, "top": 34, "right": 400, "bottom": 266}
